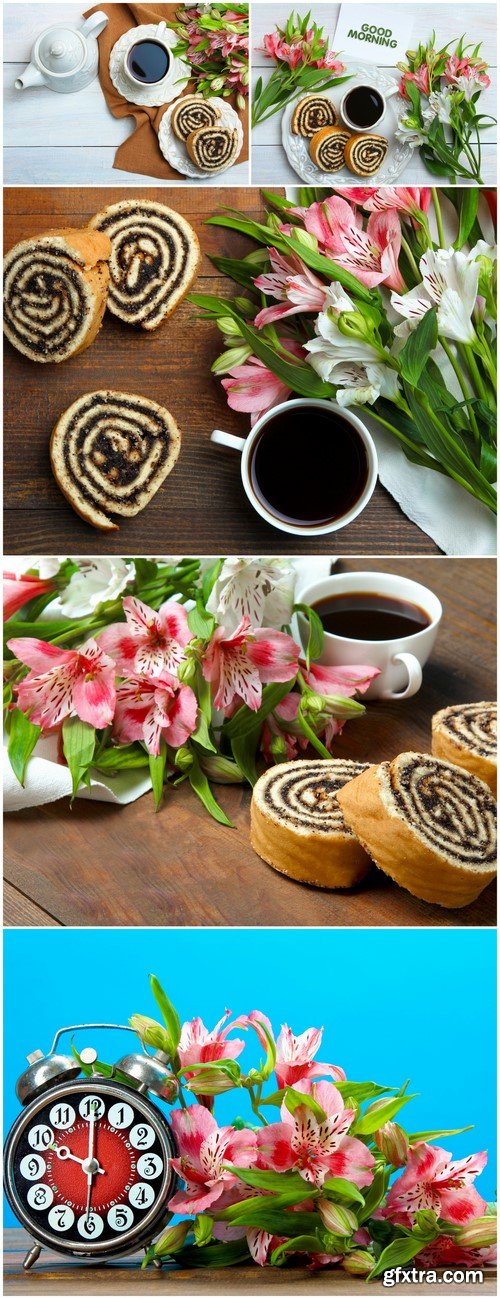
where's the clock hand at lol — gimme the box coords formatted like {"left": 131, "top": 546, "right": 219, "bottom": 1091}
{"left": 84, "top": 1103, "right": 97, "bottom": 1224}
{"left": 52, "top": 1144, "right": 105, "bottom": 1175}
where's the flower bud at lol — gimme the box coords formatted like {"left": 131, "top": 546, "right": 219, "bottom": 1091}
{"left": 292, "top": 228, "right": 319, "bottom": 252}
{"left": 174, "top": 745, "right": 194, "bottom": 771}
{"left": 454, "top": 1217, "right": 497, "bottom": 1250}
{"left": 342, "top": 1248, "right": 373, "bottom": 1276}
{"left": 241, "top": 69, "right": 249, "bottom": 86}
{"left": 374, "top": 1122, "right": 410, "bottom": 1168}
{"left": 155, "top": 1220, "right": 192, "bottom": 1257}
{"left": 216, "top": 316, "right": 242, "bottom": 338}
{"left": 237, "top": 92, "right": 246, "bottom": 111}
{"left": 186, "top": 1067, "right": 237, "bottom": 1096}
{"left": 199, "top": 753, "right": 245, "bottom": 784}
{"left": 270, "top": 735, "right": 288, "bottom": 762}
{"left": 211, "top": 76, "right": 224, "bottom": 92}
{"left": 129, "top": 1014, "right": 171, "bottom": 1054}
{"left": 337, "top": 311, "right": 376, "bottom": 344}
{"left": 177, "top": 656, "right": 197, "bottom": 685}
{"left": 211, "top": 344, "right": 252, "bottom": 375}
{"left": 302, "top": 691, "right": 324, "bottom": 716}
{"left": 318, "top": 1200, "right": 357, "bottom": 1236}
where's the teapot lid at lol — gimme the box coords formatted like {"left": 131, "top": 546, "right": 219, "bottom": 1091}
{"left": 36, "top": 25, "right": 86, "bottom": 75}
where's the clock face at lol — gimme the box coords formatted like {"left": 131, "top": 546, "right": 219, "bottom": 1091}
{"left": 4, "top": 1078, "right": 177, "bottom": 1257}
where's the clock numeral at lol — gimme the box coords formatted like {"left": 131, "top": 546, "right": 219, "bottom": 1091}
{"left": 20, "top": 1154, "right": 46, "bottom": 1181}
{"left": 108, "top": 1102, "right": 135, "bottom": 1131}
{"left": 49, "top": 1103, "right": 76, "bottom": 1130}
{"left": 130, "top": 1123, "right": 155, "bottom": 1151}
{"left": 107, "top": 1205, "right": 134, "bottom": 1232}
{"left": 77, "top": 1212, "right": 104, "bottom": 1240}
{"left": 79, "top": 1095, "right": 105, "bottom": 1121}
{"left": 28, "top": 1125, "right": 54, "bottom": 1152}
{"left": 137, "top": 1153, "right": 163, "bottom": 1180}
{"left": 48, "top": 1205, "right": 75, "bottom": 1233}
{"left": 129, "top": 1181, "right": 155, "bottom": 1210}
{"left": 27, "top": 1183, "right": 53, "bottom": 1211}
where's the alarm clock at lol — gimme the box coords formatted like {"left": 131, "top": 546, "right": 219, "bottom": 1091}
{"left": 4, "top": 1023, "right": 180, "bottom": 1271}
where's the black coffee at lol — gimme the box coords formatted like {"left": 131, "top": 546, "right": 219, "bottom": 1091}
{"left": 344, "top": 85, "right": 384, "bottom": 128}
{"left": 313, "top": 591, "right": 431, "bottom": 640}
{"left": 249, "top": 408, "right": 369, "bottom": 528}
{"left": 127, "top": 39, "right": 170, "bottom": 84}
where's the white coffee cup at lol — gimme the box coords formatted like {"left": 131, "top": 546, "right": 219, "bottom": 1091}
{"left": 296, "top": 570, "right": 443, "bottom": 700}
{"left": 124, "top": 21, "right": 171, "bottom": 89}
{"left": 340, "top": 82, "right": 399, "bottom": 132}
{"left": 211, "top": 399, "right": 378, "bottom": 537}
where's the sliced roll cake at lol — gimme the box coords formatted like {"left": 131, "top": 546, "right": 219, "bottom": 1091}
{"left": 309, "top": 126, "right": 351, "bottom": 171}
{"left": 344, "top": 133, "right": 388, "bottom": 175}
{"left": 185, "top": 124, "right": 240, "bottom": 173}
{"left": 3, "top": 227, "right": 110, "bottom": 364}
{"left": 251, "top": 759, "right": 371, "bottom": 889}
{"left": 50, "top": 390, "right": 181, "bottom": 532}
{"left": 171, "top": 95, "right": 221, "bottom": 141}
{"left": 88, "top": 200, "right": 200, "bottom": 331}
{"left": 292, "top": 94, "right": 337, "bottom": 137}
{"left": 337, "top": 752, "right": 497, "bottom": 909}
{"left": 432, "top": 702, "right": 497, "bottom": 796}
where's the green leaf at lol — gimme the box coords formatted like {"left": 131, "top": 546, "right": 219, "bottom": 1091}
{"left": 284, "top": 1086, "right": 327, "bottom": 1122}
{"left": 201, "top": 557, "right": 224, "bottom": 604}
{"left": 91, "top": 743, "right": 150, "bottom": 771}
{"left": 216, "top": 1199, "right": 321, "bottom": 1235}
{"left": 62, "top": 717, "right": 96, "bottom": 800}
{"left": 408, "top": 1125, "right": 473, "bottom": 1144}
{"left": 188, "top": 752, "right": 234, "bottom": 826}
{"left": 188, "top": 602, "right": 216, "bottom": 639}
{"left": 368, "top": 1226, "right": 439, "bottom": 1279}
{"left": 293, "top": 602, "right": 323, "bottom": 669}
{"left": 453, "top": 188, "right": 479, "bottom": 248}
{"left": 321, "top": 1177, "right": 365, "bottom": 1207}
{"left": 149, "top": 742, "right": 167, "bottom": 812}
{"left": 398, "top": 308, "right": 438, "bottom": 386}
{"left": 358, "top": 1165, "right": 391, "bottom": 1224}
{"left": 222, "top": 681, "right": 294, "bottom": 740}
{"left": 353, "top": 1093, "right": 415, "bottom": 1136}
{"left": 336, "top": 1080, "right": 397, "bottom": 1105}
{"left": 149, "top": 975, "right": 182, "bottom": 1055}
{"left": 225, "top": 1167, "right": 312, "bottom": 1195}
{"left": 194, "top": 1215, "right": 213, "bottom": 1247}
{"left": 176, "top": 1239, "right": 251, "bottom": 1267}
{"left": 270, "top": 1234, "right": 324, "bottom": 1265}
{"left": 230, "top": 729, "right": 260, "bottom": 786}
{"left": 7, "top": 709, "right": 41, "bottom": 786}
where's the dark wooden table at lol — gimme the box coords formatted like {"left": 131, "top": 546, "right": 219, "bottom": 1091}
{"left": 4, "top": 1231, "right": 496, "bottom": 1296}
{"left": 4, "top": 558, "right": 496, "bottom": 929}
{"left": 4, "top": 186, "right": 440, "bottom": 556}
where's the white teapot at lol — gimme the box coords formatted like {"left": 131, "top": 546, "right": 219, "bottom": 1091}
{"left": 15, "top": 11, "right": 108, "bottom": 94}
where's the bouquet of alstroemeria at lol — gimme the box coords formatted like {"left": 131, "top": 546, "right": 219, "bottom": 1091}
{"left": 252, "top": 11, "right": 350, "bottom": 126}
{"left": 77, "top": 974, "right": 497, "bottom": 1276}
{"left": 170, "top": 4, "right": 249, "bottom": 109}
{"left": 191, "top": 186, "right": 497, "bottom": 516}
{"left": 396, "top": 34, "right": 495, "bottom": 184}
{"left": 3, "top": 556, "right": 378, "bottom": 820}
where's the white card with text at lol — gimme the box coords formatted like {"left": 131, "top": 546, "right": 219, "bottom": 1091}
{"left": 333, "top": 6, "right": 411, "bottom": 65}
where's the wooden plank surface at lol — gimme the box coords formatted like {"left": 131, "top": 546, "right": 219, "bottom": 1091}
{"left": 3, "top": 2, "right": 248, "bottom": 186}
{"left": 3, "top": 185, "right": 441, "bottom": 557}
{"left": 4, "top": 1231, "right": 497, "bottom": 1295}
{"left": 2, "top": 882, "right": 62, "bottom": 928}
{"left": 4, "top": 557, "right": 496, "bottom": 930}
{"left": 251, "top": 2, "right": 497, "bottom": 186}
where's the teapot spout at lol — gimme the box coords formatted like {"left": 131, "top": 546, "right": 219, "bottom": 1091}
{"left": 15, "top": 63, "right": 45, "bottom": 90}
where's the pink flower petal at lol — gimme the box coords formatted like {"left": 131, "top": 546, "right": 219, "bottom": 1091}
{"left": 7, "top": 637, "right": 75, "bottom": 673}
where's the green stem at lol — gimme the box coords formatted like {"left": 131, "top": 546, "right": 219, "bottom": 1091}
{"left": 400, "top": 236, "right": 421, "bottom": 284}
{"left": 431, "top": 188, "right": 445, "bottom": 247}
{"left": 459, "top": 343, "right": 490, "bottom": 404}
{"left": 440, "top": 339, "right": 480, "bottom": 448}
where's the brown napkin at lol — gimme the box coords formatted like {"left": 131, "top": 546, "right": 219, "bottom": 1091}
{"left": 84, "top": 2, "right": 248, "bottom": 180}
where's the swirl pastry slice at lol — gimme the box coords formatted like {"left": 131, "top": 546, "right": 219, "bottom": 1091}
{"left": 292, "top": 95, "right": 337, "bottom": 137}
{"left": 88, "top": 201, "right": 200, "bottom": 331}
{"left": 344, "top": 133, "right": 388, "bottom": 175}
{"left": 171, "top": 95, "right": 221, "bottom": 141}
{"left": 432, "top": 702, "right": 497, "bottom": 796}
{"left": 185, "top": 125, "right": 240, "bottom": 172}
{"left": 50, "top": 390, "right": 181, "bottom": 532}
{"left": 3, "top": 228, "right": 110, "bottom": 364}
{"left": 251, "top": 759, "right": 371, "bottom": 888}
{"left": 309, "top": 126, "right": 351, "bottom": 172}
{"left": 337, "top": 752, "right": 497, "bottom": 909}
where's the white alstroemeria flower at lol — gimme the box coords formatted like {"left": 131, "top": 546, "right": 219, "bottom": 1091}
{"left": 422, "top": 88, "right": 455, "bottom": 126}
{"left": 467, "top": 239, "right": 497, "bottom": 265}
{"left": 59, "top": 557, "right": 135, "bottom": 617}
{"left": 32, "top": 557, "right": 62, "bottom": 580}
{"left": 305, "top": 308, "right": 382, "bottom": 383}
{"left": 395, "top": 118, "right": 427, "bottom": 148}
{"left": 332, "top": 361, "right": 401, "bottom": 409}
{"left": 391, "top": 247, "right": 481, "bottom": 344}
{"left": 321, "top": 282, "right": 357, "bottom": 316}
{"left": 454, "top": 72, "right": 485, "bottom": 101}
{"left": 207, "top": 557, "right": 296, "bottom": 631}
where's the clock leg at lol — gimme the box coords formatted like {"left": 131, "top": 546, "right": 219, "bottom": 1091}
{"left": 23, "top": 1242, "right": 42, "bottom": 1271}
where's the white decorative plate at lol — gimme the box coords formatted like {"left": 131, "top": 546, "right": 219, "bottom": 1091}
{"left": 158, "top": 97, "right": 243, "bottom": 178}
{"left": 281, "top": 63, "right": 411, "bottom": 186}
{"left": 109, "top": 24, "right": 190, "bottom": 108}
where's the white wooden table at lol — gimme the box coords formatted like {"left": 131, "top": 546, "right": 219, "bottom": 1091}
{"left": 251, "top": 2, "right": 497, "bottom": 186}
{"left": 3, "top": 2, "right": 249, "bottom": 185}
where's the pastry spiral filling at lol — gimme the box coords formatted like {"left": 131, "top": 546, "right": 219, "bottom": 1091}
{"left": 310, "top": 127, "right": 351, "bottom": 171}
{"left": 387, "top": 753, "right": 497, "bottom": 866}
{"left": 436, "top": 702, "right": 497, "bottom": 760}
{"left": 186, "top": 125, "right": 239, "bottom": 171}
{"left": 4, "top": 241, "right": 92, "bottom": 363}
{"left": 89, "top": 201, "right": 199, "bottom": 329}
{"left": 292, "top": 95, "right": 337, "bottom": 136}
{"left": 172, "top": 95, "right": 220, "bottom": 141}
{"left": 345, "top": 133, "right": 387, "bottom": 175}
{"left": 259, "top": 760, "right": 369, "bottom": 834}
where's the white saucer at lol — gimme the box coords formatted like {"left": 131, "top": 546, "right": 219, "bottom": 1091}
{"left": 158, "top": 97, "right": 243, "bottom": 178}
{"left": 109, "top": 25, "right": 190, "bottom": 108}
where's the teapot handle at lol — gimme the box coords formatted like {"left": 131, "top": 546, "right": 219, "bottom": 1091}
{"left": 81, "top": 10, "right": 109, "bottom": 39}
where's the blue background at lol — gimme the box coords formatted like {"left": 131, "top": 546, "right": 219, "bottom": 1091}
{"left": 4, "top": 926, "right": 496, "bottom": 1227}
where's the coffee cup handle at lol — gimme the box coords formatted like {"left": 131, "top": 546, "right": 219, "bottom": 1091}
{"left": 382, "top": 652, "right": 422, "bottom": 700}
{"left": 211, "top": 429, "right": 246, "bottom": 453}
{"left": 155, "top": 20, "right": 168, "bottom": 37}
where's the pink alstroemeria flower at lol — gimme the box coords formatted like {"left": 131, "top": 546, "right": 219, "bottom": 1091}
{"left": 400, "top": 65, "right": 430, "bottom": 97}
{"left": 99, "top": 596, "right": 192, "bottom": 680}
{"left": 444, "top": 54, "right": 490, "bottom": 90}
{"left": 202, "top": 615, "right": 300, "bottom": 712}
{"left": 383, "top": 1144, "right": 488, "bottom": 1227}
{"left": 300, "top": 197, "right": 405, "bottom": 291}
{"left": 258, "top": 1080, "right": 376, "bottom": 1189}
{"left": 275, "top": 1025, "right": 346, "bottom": 1089}
{"left": 221, "top": 339, "right": 304, "bottom": 426}
{"left": 8, "top": 637, "right": 117, "bottom": 731}
{"left": 414, "top": 1234, "right": 496, "bottom": 1270}
{"left": 178, "top": 1010, "right": 246, "bottom": 1068}
{"left": 338, "top": 188, "right": 432, "bottom": 218}
{"left": 113, "top": 675, "right": 197, "bottom": 756}
{"left": 168, "top": 1106, "right": 257, "bottom": 1215}
{"left": 254, "top": 248, "right": 327, "bottom": 328}
{"left": 4, "top": 572, "right": 56, "bottom": 622}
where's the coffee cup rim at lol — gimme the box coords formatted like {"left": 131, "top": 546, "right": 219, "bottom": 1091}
{"left": 240, "top": 398, "right": 378, "bottom": 537}
{"left": 295, "top": 570, "right": 443, "bottom": 643}
{"left": 340, "top": 84, "right": 385, "bottom": 128}
{"left": 125, "top": 35, "right": 171, "bottom": 84}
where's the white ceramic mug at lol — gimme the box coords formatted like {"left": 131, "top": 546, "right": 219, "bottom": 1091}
{"left": 211, "top": 399, "right": 378, "bottom": 537}
{"left": 296, "top": 570, "right": 443, "bottom": 700}
{"left": 124, "top": 21, "right": 171, "bottom": 88}
{"left": 340, "top": 82, "right": 399, "bottom": 132}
